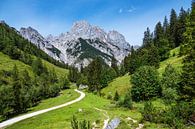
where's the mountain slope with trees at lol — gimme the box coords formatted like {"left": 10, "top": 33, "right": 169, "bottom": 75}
{"left": 0, "top": 22, "right": 70, "bottom": 122}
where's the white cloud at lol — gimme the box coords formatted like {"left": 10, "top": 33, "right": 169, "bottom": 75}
{"left": 127, "top": 6, "right": 136, "bottom": 13}
{"left": 118, "top": 6, "right": 136, "bottom": 14}
{"left": 118, "top": 8, "right": 123, "bottom": 13}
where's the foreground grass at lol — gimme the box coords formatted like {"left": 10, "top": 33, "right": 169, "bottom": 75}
{"left": 7, "top": 91, "right": 144, "bottom": 129}
{"left": 28, "top": 89, "right": 80, "bottom": 113}
{"left": 7, "top": 92, "right": 109, "bottom": 129}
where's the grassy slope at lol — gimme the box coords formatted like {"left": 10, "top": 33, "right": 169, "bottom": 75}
{"left": 102, "top": 74, "right": 131, "bottom": 98}
{"left": 102, "top": 47, "right": 183, "bottom": 98}
{"left": 158, "top": 47, "right": 184, "bottom": 74}
{"left": 0, "top": 52, "right": 33, "bottom": 76}
{"left": 0, "top": 52, "right": 68, "bottom": 78}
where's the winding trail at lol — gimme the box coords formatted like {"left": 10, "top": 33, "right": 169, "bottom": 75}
{"left": 0, "top": 89, "right": 85, "bottom": 128}
{"left": 94, "top": 107, "right": 109, "bottom": 129}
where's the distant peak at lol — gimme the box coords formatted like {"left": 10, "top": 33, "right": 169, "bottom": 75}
{"left": 73, "top": 20, "right": 90, "bottom": 26}
{"left": 0, "top": 20, "right": 6, "bottom": 24}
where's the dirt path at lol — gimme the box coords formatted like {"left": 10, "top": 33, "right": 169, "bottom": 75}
{"left": 94, "top": 107, "right": 109, "bottom": 129}
{"left": 0, "top": 89, "right": 85, "bottom": 128}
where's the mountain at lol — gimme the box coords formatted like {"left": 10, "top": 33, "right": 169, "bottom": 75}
{"left": 20, "top": 21, "right": 131, "bottom": 67}
{"left": 20, "top": 27, "right": 64, "bottom": 61}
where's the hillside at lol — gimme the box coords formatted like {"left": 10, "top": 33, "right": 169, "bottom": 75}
{"left": 0, "top": 52, "right": 68, "bottom": 78}
{"left": 0, "top": 22, "right": 70, "bottom": 122}
{"left": 102, "top": 47, "right": 184, "bottom": 97}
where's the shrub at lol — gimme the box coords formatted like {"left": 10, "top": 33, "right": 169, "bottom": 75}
{"left": 123, "top": 92, "right": 133, "bottom": 109}
{"left": 131, "top": 66, "right": 161, "bottom": 101}
{"left": 107, "top": 94, "right": 112, "bottom": 100}
{"left": 71, "top": 115, "right": 91, "bottom": 129}
{"left": 161, "top": 64, "right": 180, "bottom": 104}
{"left": 142, "top": 101, "right": 156, "bottom": 122}
{"left": 113, "top": 91, "right": 119, "bottom": 101}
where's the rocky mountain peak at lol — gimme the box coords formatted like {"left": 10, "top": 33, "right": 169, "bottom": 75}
{"left": 108, "top": 30, "right": 130, "bottom": 49}
{"left": 19, "top": 21, "right": 131, "bottom": 68}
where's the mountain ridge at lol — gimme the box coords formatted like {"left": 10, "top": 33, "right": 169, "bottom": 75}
{"left": 19, "top": 20, "right": 131, "bottom": 67}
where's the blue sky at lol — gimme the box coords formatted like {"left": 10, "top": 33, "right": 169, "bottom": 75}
{"left": 0, "top": 0, "right": 191, "bottom": 45}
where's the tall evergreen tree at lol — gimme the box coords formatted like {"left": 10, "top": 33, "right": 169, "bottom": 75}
{"left": 128, "top": 46, "right": 137, "bottom": 74}
{"left": 176, "top": 7, "right": 188, "bottom": 47}
{"left": 143, "top": 28, "right": 153, "bottom": 47}
{"left": 87, "top": 57, "right": 102, "bottom": 92}
{"left": 154, "top": 22, "right": 164, "bottom": 47}
{"left": 32, "top": 58, "right": 46, "bottom": 76}
{"left": 12, "top": 65, "right": 24, "bottom": 113}
{"left": 163, "top": 16, "right": 170, "bottom": 35}
{"left": 111, "top": 57, "right": 119, "bottom": 76}
{"left": 154, "top": 22, "right": 170, "bottom": 61}
{"left": 169, "top": 9, "right": 178, "bottom": 48}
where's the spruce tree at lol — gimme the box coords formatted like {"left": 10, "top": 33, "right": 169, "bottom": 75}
{"left": 32, "top": 58, "right": 45, "bottom": 76}
{"left": 111, "top": 57, "right": 119, "bottom": 76}
{"left": 169, "top": 9, "right": 178, "bottom": 48}
{"left": 176, "top": 7, "right": 188, "bottom": 47}
{"left": 128, "top": 46, "right": 137, "bottom": 74}
{"left": 143, "top": 28, "right": 153, "bottom": 47}
{"left": 163, "top": 16, "right": 170, "bottom": 36}
{"left": 113, "top": 91, "right": 119, "bottom": 101}
{"left": 87, "top": 57, "right": 102, "bottom": 92}
{"left": 12, "top": 65, "right": 23, "bottom": 113}
{"left": 154, "top": 22, "right": 164, "bottom": 47}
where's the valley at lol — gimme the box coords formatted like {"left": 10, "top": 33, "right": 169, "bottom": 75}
{"left": 0, "top": 1, "right": 195, "bottom": 129}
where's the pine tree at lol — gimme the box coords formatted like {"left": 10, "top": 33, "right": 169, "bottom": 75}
{"left": 147, "top": 44, "right": 160, "bottom": 68}
{"left": 154, "top": 22, "right": 164, "bottom": 47}
{"left": 12, "top": 65, "right": 23, "bottom": 113}
{"left": 87, "top": 57, "right": 102, "bottom": 92}
{"left": 32, "top": 58, "right": 46, "bottom": 76}
{"left": 163, "top": 16, "right": 170, "bottom": 36}
{"left": 123, "top": 92, "right": 133, "bottom": 109}
{"left": 143, "top": 28, "right": 153, "bottom": 47}
{"left": 119, "top": 63, "right": 126, "bottom": 76}
{"left": 154, "top": 21, "right": 170, "bottom": 61}
{"left": 48, "top": 68, "right": 58, "bottom": 84}
{"left": 113, "top": 91, "right": 119, "bottom": 101}
{"left": 128, "top": 46, "right": 138, "bottom": 74}
{"left": 176, "top": 7, "right": 188, "bottom": 47}
{"left": 169, "top": 9, "right": 178, "bottom": 48}
{"left": 124, "top": 55, "right": 130, "bottom": 73}
{"left": 111, "top": 57, "right": 119, "bottom": 76}
{"left": 68, "top": 67, "right": 80, "bottom": 83}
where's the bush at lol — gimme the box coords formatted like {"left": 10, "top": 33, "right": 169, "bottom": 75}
{"left": 71, "top": 115, "right": 91, "bottom": 129}
{"left": 161, "top": 64, "right": 180, "bottom": 104}
{"left": 107, "top": 94, "right": 112, "bottom": 100}
{"left": 123, "top": 92, "right": 133, "bottom": 109}
{"left": 142, "top": 101, "right": 156, "bottom": 122}
{"left": 61, "top": 77, "right": 70, "bottom": 89}
{"left": 113, "top": 91, "right": 119, "bottom": 101}
{"left": 131, "top": 66, "right": 161, "bottom": 101}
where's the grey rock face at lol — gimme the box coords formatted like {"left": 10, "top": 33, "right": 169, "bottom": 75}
{"left": 20, "top": 21, "right": 131, "bottom": 67}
